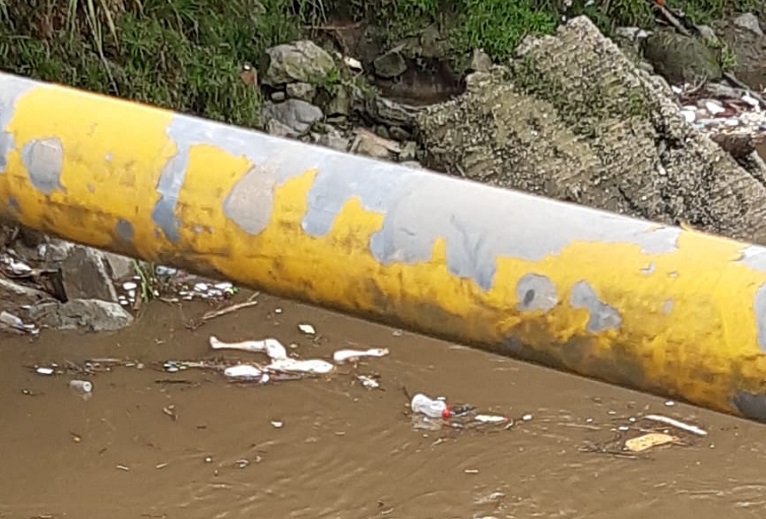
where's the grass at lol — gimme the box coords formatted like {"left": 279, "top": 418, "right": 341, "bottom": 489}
{"left": 0, "top": 0, "right": 322, "bottom": 128}
{"left": 0, "top": 0, "right": 764, "bottom": 127}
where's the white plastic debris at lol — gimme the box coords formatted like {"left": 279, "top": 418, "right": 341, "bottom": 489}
{"left": 704, "top": 100, "right": 725, "bottom": 115}
{"left": 474, "top": 414, "right": 509, "bottom": 424}
{"left": 69, "top": 379, "right": 93, "bottom": 394}
{"left": 357, "top": 375, "right": 380, "bottom": 389}
{"left": 411, "top": 393, "right": 451, "bottom": 419}
{"left": 209, "top": 336, "right": 288, "bottom": 361}
{"left": 742, "top": 93, "right": 760, "bottom": 108}
{"left": 8, "top": 259, "right": 32, "bottom": 275}
{"left": 223, "top": 365, "right": 270, "bottom": 383}
{"left": 122, "top": 281, "right": 138, "bottom": 291}
{"left": 333, "top": 348, "right": 390, "bottom": 364}
{"left": 267, "top": 358, "right": 334, "bottom": 375}
{"left": 271, "top": 421, "right": 284, "bottom": 429}
{"left": 521, "top": 413, "right": 533, "bottom": 421}
{"left": 298, "top": 323, "right": 316, "bottom": 335}
{"left": 36, "top": 367, "right": 54, "bottom": 376}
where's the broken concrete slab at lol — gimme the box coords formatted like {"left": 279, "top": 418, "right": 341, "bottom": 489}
{"left": 416, "top": 16, "right": 766, "bottom": 245}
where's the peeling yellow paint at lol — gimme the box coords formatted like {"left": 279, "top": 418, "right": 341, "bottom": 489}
{"left": 3, "top": 76, "right": 766, "bottom": 421}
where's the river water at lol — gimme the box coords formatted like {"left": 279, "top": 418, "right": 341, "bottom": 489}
{"left": 0, "top": 136, "right": 763, "bottom": 519}
{"left": 1, "top": 291, "right": 765, "bottom": 519}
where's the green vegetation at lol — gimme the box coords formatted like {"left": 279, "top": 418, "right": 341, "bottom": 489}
{"left": 0, "top": 0, "right": 763, "bottom": 126}
{"left": 0, "top": 0, "right": 313, "bottom": 127}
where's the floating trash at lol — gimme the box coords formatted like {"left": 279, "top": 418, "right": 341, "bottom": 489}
{"left": 210, "top": 336, "right": 288, "bottom": 360}
{"left": 411, "top": 393, "right": 452, "bottom": 419}
{"left": 644, "top": 414, "right": 707, "bottom": 436}
{"left": 267, "top": 358, "right": 334, "bottom": 375}
{"left": 69, "top": 379, "right": 93, "bottom": 395}
{"left": 298, "top": 323, "right": 316, "bottom": 335}
{"left": 474, "top": 414, "right": 509, "bottom": 424}
{"left": 333, "top": 348, "right": 389, "bottom": 364}
{"left": 35, "top": 367, "right": 54, "bottom": 376}
{"left": 624, "top": 432, "right": 678, "bottom": 452}
{"left": 357, "top": 375, "right": 380, "bottom": 390}
{"left": 224, "top": 365, "right": 270, "bottom": 383}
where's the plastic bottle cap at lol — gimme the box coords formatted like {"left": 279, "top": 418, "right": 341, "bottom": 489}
{"left": 441, "top": 406, "right": 451, "bottom": 419}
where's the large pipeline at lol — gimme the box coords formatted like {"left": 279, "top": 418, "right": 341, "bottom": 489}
{"left": 2, "top": 72, "right": 766, "bottom": 422}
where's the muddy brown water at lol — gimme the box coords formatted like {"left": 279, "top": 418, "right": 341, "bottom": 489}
{"left": 2, "top": 292, "right": 766, "bottom": 519}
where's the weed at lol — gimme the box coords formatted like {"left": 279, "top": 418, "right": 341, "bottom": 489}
{"left": 719, "top": 42, "right": 738, "bottom": 71}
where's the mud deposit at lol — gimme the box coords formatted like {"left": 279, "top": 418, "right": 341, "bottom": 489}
{"left": 1, "top": 292, "right": 765, "bottom": 518}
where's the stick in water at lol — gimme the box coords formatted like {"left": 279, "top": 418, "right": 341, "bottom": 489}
{"left": 644, "top": 414, "right": 707, "bottom": 436}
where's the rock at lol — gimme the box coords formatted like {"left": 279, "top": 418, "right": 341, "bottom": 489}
{"left": 733, "top": 12, "right": 763, "bottom": 36}
{"left": 325, "top": 85, "right": 351, "bottom": 116}
{"left": 389, "top": 126, "right": 412, "bottom": 141}
{"left": 286, "top": 82, "right": 316, "bottom": 102}
{"left": 642, "top": 30, "right": 722, "bottom": 84}
{"left": 318, "top": 132, "right": 351, "bottom": 152}
{"left": 470, "top": 49, "right": 493, "bottom": 73}
{"left": 417, "top": 16, "right": 766, "bottom": 245}
{"left": 29, "top": 299, "right": 134, "bottom": 332}
{"left": 399, "top": 141, "right": 418, "bottom": 161}
{"left": 355, "top": 93, "right": 424, "bottom": 129}
{"left": 266, "top": 118, "right": 300, "bottom": 138}
{"left": 717, "top": 19, "right": 766, "bottom": 91}
{"left": 261, "top": 40, "right": 336, "bottom": 87}
{"left": 373, "top": 50, "right": 407, "bottom": 78}
{"left": 60, "top": 245, "right": 119, "bottom": 303}
{"left": 102, "top": 252, "right": 134, "bottom": 281}
{"left": 0, "top": 277, "right": 53, "bottom": 306}
{"left": 261, "top": 99, "right": 323, "bottom": 135}
{"left": 352, "top": 128, "right": 400, "bottom": 160}
{"left": 696, "top": 24, "right": 720, "bottom": 45}
{"left": 375, "top": 126, "right": 390, "bottom": 139}
{"left": 271, "top": 91, "right": 286, "bottom": 102}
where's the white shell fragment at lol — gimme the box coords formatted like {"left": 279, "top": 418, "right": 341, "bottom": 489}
{"left": 333, "top": 348, "right": 390, "bottom": 364}
{"left": 210, "top": 336, "right": 288, "bottom": 361}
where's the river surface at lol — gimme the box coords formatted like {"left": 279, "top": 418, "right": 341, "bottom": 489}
{"left": 1, "top": 291, "right": 765, "bottom": 519}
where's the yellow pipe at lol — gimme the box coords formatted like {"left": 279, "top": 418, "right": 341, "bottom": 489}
{"left": 3, "top": 72, "right": 766, "bottom": 422}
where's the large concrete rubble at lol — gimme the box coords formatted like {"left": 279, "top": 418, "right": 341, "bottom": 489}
{"left": 416, "top": 16, "right": 766, "bottom": 245}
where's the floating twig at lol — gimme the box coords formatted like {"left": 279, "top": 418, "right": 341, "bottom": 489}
{"left": 644, "top": 414, "right": 707, "bottom": 436}
{"left": 185, "top": 292, "right": 259, "bottom": 330}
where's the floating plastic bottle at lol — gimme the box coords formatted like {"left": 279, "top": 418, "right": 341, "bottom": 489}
{"left": 410, "top": 393, "right": 451, "bottom": 419}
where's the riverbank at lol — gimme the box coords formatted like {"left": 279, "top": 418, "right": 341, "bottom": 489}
{"left": 1, "top": 0, "right": 763, "bottom": 129}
